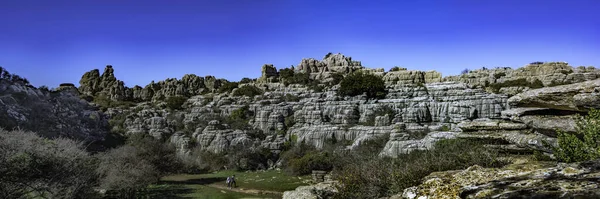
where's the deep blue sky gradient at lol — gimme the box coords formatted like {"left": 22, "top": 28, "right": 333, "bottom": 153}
{"left": 1, "top": 0, "right": 598, "bottom": 87}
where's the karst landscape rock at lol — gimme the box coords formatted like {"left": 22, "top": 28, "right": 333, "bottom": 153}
{"left": 2, "top": 53, "right": 600, "bottom": 198}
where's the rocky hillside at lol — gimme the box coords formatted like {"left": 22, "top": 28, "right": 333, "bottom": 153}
{"left": 0, "top": 67, "right": 109, "bottom": 144}
{"left": 73, "top": 53, "right": 600, "bottom": 161}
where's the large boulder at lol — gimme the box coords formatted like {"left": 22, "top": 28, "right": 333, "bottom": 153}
{"left": 508, "top": 78, "right": 600, "bottom": 112}
{"left": 282, "top": 181, "right": 338, "bottom": 199}
{"left": 400, "top": 159, "right": 600, "bottom": 199}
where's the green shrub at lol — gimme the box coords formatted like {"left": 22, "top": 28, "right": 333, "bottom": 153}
{"left": 333, "top": 138, "right": 507, "bottom": 198}
{"left": 96, "top": 145, "right": 160, "bottom": 198}
{"left": 494, "top": 72, "right": 507, "bottom": 79}
{"left": 224, "top": 105, "right": 255, "bottom": 130}
{"left": 389, "top": 66, "right": 402, "bottom": 72}
{"left": 554, "top": 108, "right": 600, "bottom": 163}
{"left": 281, "top": 141, "right": 334, "bottom": 175}
{"left": 218, "top": 82, "right": 239, "bottom": 93}
{"left": 125, "top": 133, "right": 181, "bottom": 174}
{"left": 165, "top": 96, "right": 188, "bottom": 110}
{"left": 232, "top": 85, "right": 263, "bottom": 97}
{"left": 338, "top": 71, "right": 387, "bottom": 99}
{"left": 330, "top": 72, "right": 345, "bottom": 86}
{"left": 284, "top": 94, "right": 300, "bottom": 102}
{"left": 240, "top": 78, "right": 253, "bottom": 84}
{"left": 440, "top": 125, "right": 450, "bottom": 131}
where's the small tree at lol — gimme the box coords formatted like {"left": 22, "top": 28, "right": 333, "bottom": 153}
{"left": 232, "top": 85, "right": 263, "bottom": 97}
{"left": 0, "top": 130, "right": 98, "bottom": 199}
{"left": 554, "top": 108, "right": 600, "bottom": 163}
{"left": 218, "top": 82, "right": 239, "bottom": 93}
{"left": 337, "top": 71, "right": 387, "bottom": 99}
{"left": 165, "top": 96, "right": 188, "bottom": 110}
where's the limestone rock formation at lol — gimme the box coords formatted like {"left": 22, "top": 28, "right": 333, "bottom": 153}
{"left": 400, "top": 159, "right": 600, "bottom": 199}
{"left": 444, "top": 62, "right": 600, "bottom": 96}
{"left": 383, "top": 69, "right": 442, "bottom": 85}
{"left": 73, "top": 54, "right": 600, "bottom": 174}
{"left": 296, "top": 53, "right": 364, "bottom": 75}
{"left": 0, "top": 77, "right": 109, "bottom": 143}
{"left": 508, "top": 78, "right": 600, "bottom": 112}
{"left": 257, "top": 64, "right": 279, "bottom": 83}
{"left": 282, "top": 181, "right": 338, "bottom": 199}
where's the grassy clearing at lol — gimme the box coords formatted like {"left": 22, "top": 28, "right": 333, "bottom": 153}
{"left": 152, "top": 170, "right": 310, "bottom": 198}
{"left": 146, "top": 183, "right": 266, "bottom": 199}
{"left": 163, "top": 170, "right": 311, "bottom": 193}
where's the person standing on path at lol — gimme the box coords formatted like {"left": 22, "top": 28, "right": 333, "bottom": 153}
{"left": 231, "top": 175, "right": 237, "bottom": 188}
{"left": 226, "top": 176, "right": 232, "bottom": 189}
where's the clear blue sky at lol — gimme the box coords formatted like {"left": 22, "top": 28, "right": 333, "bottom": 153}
{"left": 1, "top": 0, "right": 598, "bottom": 87}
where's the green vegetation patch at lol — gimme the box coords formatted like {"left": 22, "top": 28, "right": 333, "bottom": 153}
{"left": 162, "top": 170, "right": 310, "bottom": 193}
{"left": 553, "top": 108, "right": 600, "bottom": 163}
{"left": 338, "top": 71, "right": 387, "bottom": 99}
{"left": 232, "top": 85, "right": 263, "bottom": 97}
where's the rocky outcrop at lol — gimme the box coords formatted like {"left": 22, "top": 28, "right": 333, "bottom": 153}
{"left": 383, "top": 68, "right": 442, "bottom": 85}
{"left": 380, "top": 131, "right": 458, "bottom": 157}
{"left": 258, "top": 64, "right": 279, "bottom": 83}
{"left": 400, "top": 159, "right": 600, "bottom": 199}
{"left": 508, "top": 78, "right": 600, "bottom": 112}
{"left": 296, "top": 53, "right": 363, "bottom": 74}
{"left": 445, "top": 62, "right": 600, "bottom": 96}
{"left": 76, "top": 54, "right": 599, "bottom": 164}
{"left": 79, "top": 65, "right": 227, "bottom": 102}
{"left": 456, "top": 119, "right": 557, "bottom": 152}
{"left": 191, "top": 120, "right": 257, "bottom": 154}
{"left": 0, "top": 78, "right": 109, "bottom": 143}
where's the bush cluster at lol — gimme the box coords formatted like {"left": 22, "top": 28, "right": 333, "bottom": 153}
{"left": 338, "top": 71, "right": 387, "bottom": 99}
{"left": 332, "top": 138, "right": 507, "bottom": 199}
{"left": 0, "top": 129, "right": 98, "bottom": 199}
{"left": 0, "top": 128, "right": 184, "bottom": 199}
{"left": 280, "top": 141, "right": 334, "bottom": 175}
{"left": 187, "top": 145, "right": 274, "bottom": 172}
{"left": 165, "top": 96, "right": 188, "bottom": 110}
{"left": 279, "top": 68, "right": 325, "bottom": 91}
{"left": 232, "top": 85, "right": 263, "bottom": 97}
{"left": 218, "top": 81, "right": 239, "bottom": 93}
{"left": 554, "top": 108, "right": 600, "bottom": 163}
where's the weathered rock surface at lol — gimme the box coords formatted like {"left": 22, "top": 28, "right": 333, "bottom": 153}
{"left": 296, "top": 53, "right": 363, "bottom": 74}
{"left": 400, "top": 159, "right": 600, "bottom": 199}
{"left": 445, "top": 62, "right": 600, "bottom": 96}
{"left": 508, "top": 78, "right": 600, "bottom": 112}
{"left": 282, "top": 181, "right": 338, "bottom": 199}
{"left": 79, "top": 65, "right": 227, "bottom": 102}
{"left": 380, "top": 131, "right": 458, "bottom": 157}
{"left": 73, "top": 54, "right": 600, "bottom": 163}
{"left": 0, "top": 78, "right": 109, "bottom": 143}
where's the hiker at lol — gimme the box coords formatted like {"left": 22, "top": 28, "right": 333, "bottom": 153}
{"left": 226, "top": 176, "right": 231, "bottom": 189}
{"left": 231, "top": 175, "right": 237, "bottom": 188}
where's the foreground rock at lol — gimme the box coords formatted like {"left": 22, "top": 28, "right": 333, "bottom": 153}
{"left": 282, "top": 181, "right": 338, "bottom": 199}
{"left": 399, "top": 159, "right": 600, "bottom": 199}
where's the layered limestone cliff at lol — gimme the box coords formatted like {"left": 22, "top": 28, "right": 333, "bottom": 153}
{"left": 75, "top": 54, "right": 599, "bottom": 159}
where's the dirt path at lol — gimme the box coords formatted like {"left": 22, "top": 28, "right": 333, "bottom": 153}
{"left": 206, "top": 183, "right": 283, "bottom": 196}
